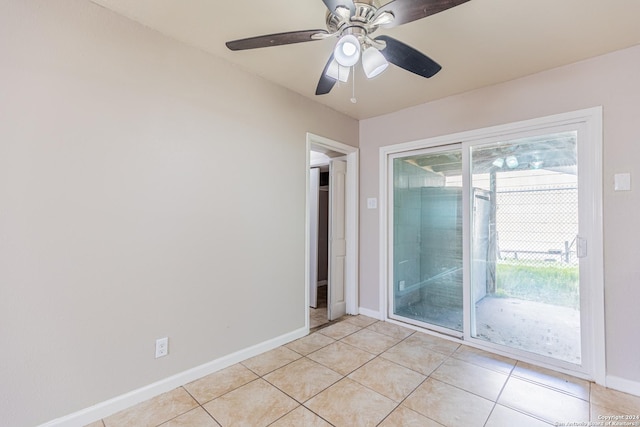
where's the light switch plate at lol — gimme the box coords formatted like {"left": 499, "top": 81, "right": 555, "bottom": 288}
{"left": 614, "top": 173, "right": 631, "bottom": 191}
{"left": 367, "top": 198, "right": 377, "bottom": 209}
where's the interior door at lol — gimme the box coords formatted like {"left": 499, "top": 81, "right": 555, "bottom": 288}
{"left": 309, "top": 167, "right": 320, "bottom": 309}
{"left": 328, "top": 159, "right": 347, "bottom": 320}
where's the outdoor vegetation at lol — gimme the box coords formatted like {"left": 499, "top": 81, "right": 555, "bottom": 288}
{"left": 494, "top": 261, "right": 579, "bottom": 309}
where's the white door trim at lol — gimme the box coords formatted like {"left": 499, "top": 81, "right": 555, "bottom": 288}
{"left": 378, "top": 107, "right": 605, "bottom": 384}
{"left": 309, "top": 167, "right": 320, "bottom": 309}
{"left": 306, "top": 133, "right": 359, "bottom": 330}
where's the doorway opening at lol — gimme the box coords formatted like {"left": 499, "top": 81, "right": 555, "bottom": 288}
{"left": 306, "top": 133, "right": 359, "bottom": 331}
{"left": 310, "top": 155, "right": 337, "bottom": 329}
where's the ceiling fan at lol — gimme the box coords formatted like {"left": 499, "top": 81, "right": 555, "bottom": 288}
{"left": 226, "top": 0, "right": 470, "bottom": 96}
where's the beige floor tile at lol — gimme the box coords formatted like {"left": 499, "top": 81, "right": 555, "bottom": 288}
{"left": 83, "top": 421, "right": 104, "bottom": 427}
{"left": 103, "top": 388, "right": 198, "bottom": 427}
{"left": 342, "top": 315, "right": 378, "bottom": 328}
{"left": 405, "top": 332, "right": 460, "bottom": 356}
{"left": 307, "top": 341, "right": 375, "bottom": 375}
{"left": 451, "top": 345, "right": 516, "bottom": 374}
{"left": 512, "top": 361, "right": 590, "bottom": 400}
{"left": 317, "top": 321, "right": 362, "bottom": 340}
{"left": 284, "top": 332, "right": 335, "bottom": 356}
{"left": 159, "top": 407, "right": 220, "bottom": 427}
{"left": 380, "top": 339, "right": 448, "bottom": 376}
{"left": 241, "top": 346, "right": 301, "bottom": 376}
{"left": 366, "top": 321, "right": 414, "bottom": 340}
{"left": 590, "top": 401, "right": 604, "bottom": 419}
{"left": 499, "top": 377, "right": 590, "bottom": 424}
{"left": 310, "top": 307, "right": 327, "bottom": 319}
{"left": 485, "top": 405, "right": 552, "bottom": 427}
{"left": 183, "top": 364, "right": 258, "bottom": 404}
{"left": 591, "top": 402, "right": 619, "bottom": 422}
{"left": 270, "top": 406, "right": 333, "bottom": 427}
{"left": 591, "top": 383, "right": 640, "bottom": 415}
{"left": 264, "top": 357, "right": 342, "bottom": 402}
{"left": 305, "top": 378, "right": 398, "bottom": 427}
{"left": 378, "top": 406, "right": 443, "bottom": 427}
{"left": 202, "top": 379, "right": 298, "bottom": 427}
{"left": 310, "top": 316, "right": 327, "bottom": 329}
{"left": 340, "top": 328, "right": 402, "bottom": 355}
{"left": 403, "top": 378, "right": 494, "bottom": 427}
{"left": 590, "top": 400, "right": 640, "bottom": 423}
{"left": 431, "top": 358, "right": 508, "bottom": 401}
{"left": 348, "top": 357, "right": 426, "bottom": 402}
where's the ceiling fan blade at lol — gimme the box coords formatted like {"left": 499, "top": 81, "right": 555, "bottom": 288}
{"left": 226, "top": 29, "right": 328, "bottom": 51}
{"left": 316, "top": 54, "right": 338, "bottom": 95}
{"left": 375, "top": 35, "right": 442, "bottom": 78}
{"left": 376, "top": 0, "right": 471, "bottom": 28}
{"left": 321, "top": 0, "right": 356, "bottom": 16}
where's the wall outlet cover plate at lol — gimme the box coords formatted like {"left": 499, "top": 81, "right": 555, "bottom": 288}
{"left": 614, "top": 173, "right": 631, "bottom": 191}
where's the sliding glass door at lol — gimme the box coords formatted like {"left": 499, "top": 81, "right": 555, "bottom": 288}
{"left": 390, "top": 147, "right": 463, "bottom": 334}
{"left": 469, "top": 132, "right": 581, "bottom": 364}
{"left": 386, "top": 109, "right": 603, "bottom": 376}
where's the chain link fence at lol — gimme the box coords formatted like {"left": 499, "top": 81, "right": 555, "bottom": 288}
{"left": 496, "top": 184, "right": 578, "bottom": 267}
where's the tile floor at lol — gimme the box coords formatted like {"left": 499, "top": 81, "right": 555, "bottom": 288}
{"left": 87, "top": 316, "right": 640, "bottom": 427}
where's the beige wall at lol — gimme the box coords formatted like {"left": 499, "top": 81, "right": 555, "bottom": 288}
{"left": 359, "top": 45, "right": 640, "bottom": 385}
{"left": 0, "top": 1, "right": 357, "bottom": 426}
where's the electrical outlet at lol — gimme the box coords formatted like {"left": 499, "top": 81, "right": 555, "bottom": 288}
{"left": 155, "top": 337, "right": 168, "bottom": 358}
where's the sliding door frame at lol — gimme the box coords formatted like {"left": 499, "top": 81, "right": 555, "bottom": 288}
{"left": 379, "top": 107, "right": 604, "bottom": 383}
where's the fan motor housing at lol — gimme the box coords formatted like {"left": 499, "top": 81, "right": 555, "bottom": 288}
{"left": 326, "top": 2, "right": 382, "bottom": 37}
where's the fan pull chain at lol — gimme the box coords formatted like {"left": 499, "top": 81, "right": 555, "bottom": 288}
{"left": 350, "top": 66, "right": 357, "bottom": 104}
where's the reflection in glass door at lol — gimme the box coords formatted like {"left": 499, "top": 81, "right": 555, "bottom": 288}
{"left": 391, "top": 148, "right": 463, "bottom": 333}
{"left": 470, "top": 132, "right": 581, "bottom": 364}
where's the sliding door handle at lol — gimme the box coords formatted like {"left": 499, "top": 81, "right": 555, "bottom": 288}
{"left": 577, "top": 236, "right": 587, "bottom": 258}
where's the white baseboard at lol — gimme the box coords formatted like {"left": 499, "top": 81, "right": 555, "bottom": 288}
{"left": 606, "top": 375, "right": 640, "bottom": 397}
{"left": 358, "top": 306, "right": 383, "bottom": 320}
{"left": 39, "top": 326, "right": 308, "bottom": 427}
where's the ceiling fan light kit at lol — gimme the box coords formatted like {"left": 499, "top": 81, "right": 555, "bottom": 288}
{"left": 327, "top": 59, "right": 351, "bottom": 82}
{"left": 505, "top": 156, "right": 519, "bottom": 169}
{"left": 362, "top": 46, "right": 389, "bottom": 78}
{"left": 334, "top": 34, "right": 361, "bottom": 66}
{"left": 225, "top": 0, "right": 471, "bottom": 96}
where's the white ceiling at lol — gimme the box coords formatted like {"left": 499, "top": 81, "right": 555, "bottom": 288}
{"left": 90, "top": 0, "right": 640, "bottom": 120}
